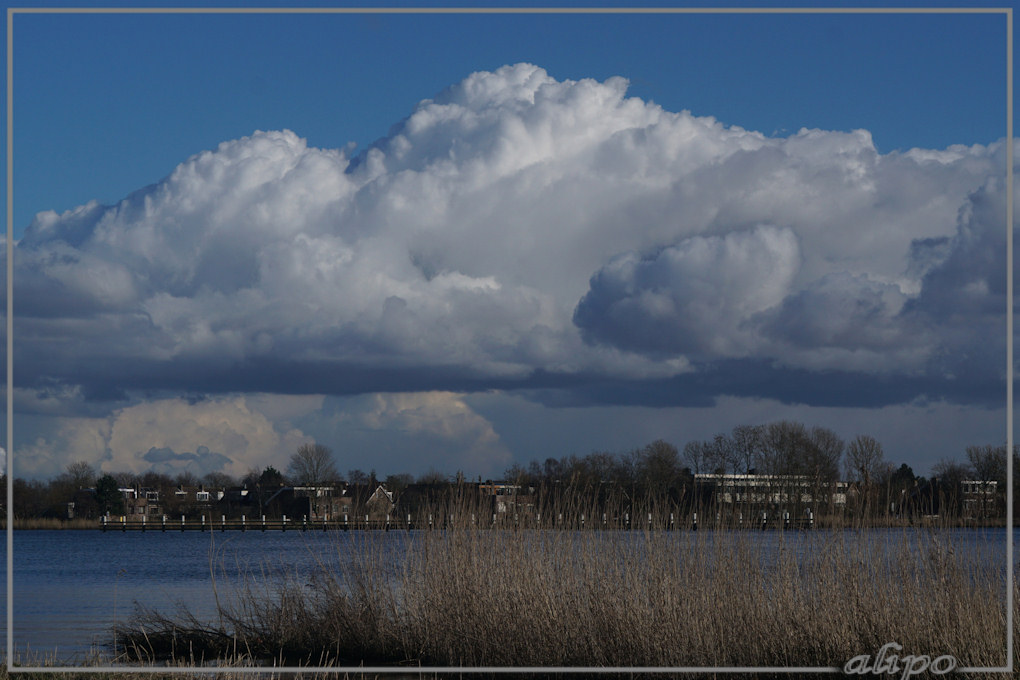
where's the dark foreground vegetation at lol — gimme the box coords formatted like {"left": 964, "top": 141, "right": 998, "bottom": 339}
{"left": 99, "top": 493, "right": 1017, "bottom": 676}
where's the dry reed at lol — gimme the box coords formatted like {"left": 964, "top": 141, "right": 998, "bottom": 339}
{"left": 114, "top": 498, "right": 1016, "bottom": 677}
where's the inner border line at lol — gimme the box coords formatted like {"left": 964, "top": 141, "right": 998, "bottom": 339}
{"left": 4, "top": 5, "right": 1013, "bottom": 675}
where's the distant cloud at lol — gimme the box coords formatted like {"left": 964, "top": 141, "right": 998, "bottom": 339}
{"left": 11, "top": 62, "right": 1012, "bottom": 417}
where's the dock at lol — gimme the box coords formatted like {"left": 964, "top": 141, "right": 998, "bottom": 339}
{"left": 99, "top": 510, "right": 816, "bottom": 532}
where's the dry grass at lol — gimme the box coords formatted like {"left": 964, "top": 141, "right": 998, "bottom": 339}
{"left": 111, "top": 516, "right": 1016, "bottom": 676}
{"left": 0, "top": 518, "right": 100, "bottom": 530}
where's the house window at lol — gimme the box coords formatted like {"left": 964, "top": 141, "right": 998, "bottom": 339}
{"left": 196, "top": 491, "right": 210, "bottom": 502}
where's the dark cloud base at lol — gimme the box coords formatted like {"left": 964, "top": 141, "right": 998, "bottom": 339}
{"left": 14, "top": 356, "right": 1007, "bottom": 415}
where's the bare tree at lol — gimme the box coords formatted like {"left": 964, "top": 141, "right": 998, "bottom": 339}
{"left": 807, "top": 426, "right": 843, "bottom": 511}
{"left": 731, "top": 424, "right": 764, "bottom": 474}
{"left": 637, "top": 440, "right": 682, "bottom": 496}
{"left": 64, "top": 460, "right": 97, "bottom": 489}
{"left": 932, "top": 458, "right": 970, "bottom": 516}
{"left": 287, "top": 443, "right": 339, "bottom": 486}
{"left": 681, "top": 440, "right": 712, "bottom": 476}
{"left": 202, "top": 471, "right": 237, "bottom": 489}
{"left": 965, "top": 444, "right": 1006, "bottom": 484}
{"left": 845, "top": 435, "right": 884, "bottom": 487}
{"left": 846, "top": 434, "right": 884, "bottom": 517}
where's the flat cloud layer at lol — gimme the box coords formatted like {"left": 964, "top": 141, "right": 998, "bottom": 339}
{"left": 12, "top": 63, "right": 1012, "bottom": 417}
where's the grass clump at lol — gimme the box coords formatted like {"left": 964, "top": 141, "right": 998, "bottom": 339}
{"left": 115, "top": 520, "right": 1015, "bottom": 674}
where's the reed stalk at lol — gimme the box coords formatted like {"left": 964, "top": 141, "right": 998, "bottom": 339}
{"left": 114, "top": 499, "right": 1015, "bottom": 675}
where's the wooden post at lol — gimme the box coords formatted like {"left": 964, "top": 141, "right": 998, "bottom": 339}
{"left": 692, "top": 512, "right": 697, "bottom": 531}
{"left": 201, "top": 515, "right": 206, "bottom": 532}
{"left": 141, "top": 515, "right": 146, "bottom": 532}
{"left": 181, "top": 514, "right": 185, "bottom": 532}
{"left": 261, "top": 514, "right": 266, "bottom": 532}
{"left": 303, "top": 515, "right": 307, "bottom": 532}
{"left": 121, "top": 516, "right": 126, "bottom": 532}
{"left": 241, "top": 514, "right": 246, "bottom": 532}
{"left": 282, "top": 514, "right": 287, "bottom": 532}
{"left": 101, "top": 516, "right": 107, "bottom": 532}
{"left": 761, "top": 512, "right": 767, "bottom": 530}
{"left": 668, "top": 512, "right": 674, "bottom": 531}
{"left": 221, "top": 514, "right": 226, "bottom": 532}
{"left": 161, "top": 515, "right": 166, "bottom": 532}
{"left": 648, "top": 512, "right": 653, "bottom": 530}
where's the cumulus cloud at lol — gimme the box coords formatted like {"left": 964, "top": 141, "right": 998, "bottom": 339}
{"left": 323, "top": 392, "right": 513, "bottom": 479}
{"left": 11, "top": 62, "right": 1012, "bottom": 418}
{"left": 14, "top": 396, "right": 312, "bottom": 479}
{"left": 574, "top": 225, "right": 800, "bottom": 359}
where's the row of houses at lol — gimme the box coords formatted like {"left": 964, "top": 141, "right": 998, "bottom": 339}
{"left": 695, "top": 473, "right": 1000, "bottom": 519}
{"left": 81, "top": 483, "right": 398, "bottom": 522}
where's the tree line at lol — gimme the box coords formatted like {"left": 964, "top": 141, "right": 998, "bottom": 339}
{"left": 0, "top": 423, "right": 1015, "bottom": 522}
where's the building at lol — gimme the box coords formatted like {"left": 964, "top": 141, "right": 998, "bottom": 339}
{"left": 694, "top": 473, "right": 847, "bottom": 509}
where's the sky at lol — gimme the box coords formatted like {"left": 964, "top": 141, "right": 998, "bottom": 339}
{"left": 1, "top": 3, "right": 1015, "bottom": 482}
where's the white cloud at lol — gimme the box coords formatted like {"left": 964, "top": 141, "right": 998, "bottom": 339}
{"left": 13, "top": 396, "right": 312, "bottom": 479}
{"left": 12, "top": 62, "right": 1011, "bottom": 413}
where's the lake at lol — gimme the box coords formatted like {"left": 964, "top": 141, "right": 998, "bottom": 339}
{"left": 1, "top": 527, "right": 1016, "bottom": 666}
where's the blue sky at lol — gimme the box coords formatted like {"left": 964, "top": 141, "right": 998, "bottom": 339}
{"left": 2, "top": 4, "right": 1015, "bottom": 481}
{"left": 10, "top": 8, "right": 1007, "bottom": 234}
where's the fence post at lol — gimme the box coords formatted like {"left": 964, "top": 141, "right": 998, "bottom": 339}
{"left": 141, "top": 515, "right": 146, "bottom": 532}
{"left": 181, "top": 514, "right": 185, "bottom": 532}
{"left": 303, "top": 515, "right": 307, "bottom": 532}
{"left": 282, "top": 514, "right": 287, "bottom": 532}
{"left": 761, "top": 512, "right": 767, "bottom": 530}
{"left": 692, "top": 512, "right": 697, "bottom": 531}
{"left": 161, "top": 515, "right": 166, "bottom": 532}
{"left": 121, "top": 516, "right": 126, "bottom": 532}
{"left": 581, "top": 513, "right": 585, "bottom": 529}
{"left": 201, "top": 515, "right": 206, "bottom": 532}
{"left": 221, "top": 514, "right": 226, "bottom": 532}
{"left": 648, "top": 512, "right": 652, "bottom": 530}
{"left": 783, "top": 510, "right": 790, "bottom": 530}
{"left": 102, "top": 516, "right": 107, "bottom": 532}
{"left": 241, "top": 514, "right": 246, "bottom": 532}
{"left": 261, "top": 514, "right": 266, "bottom": 532}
